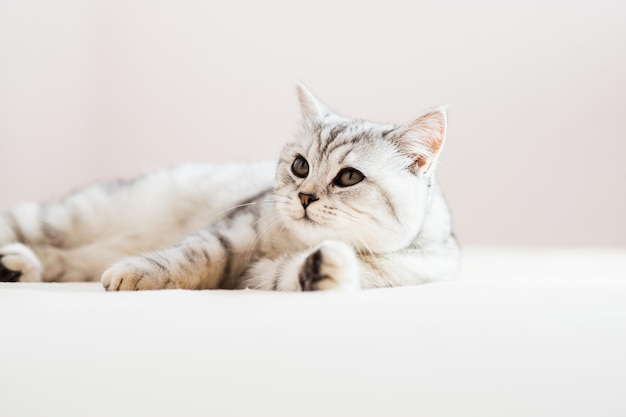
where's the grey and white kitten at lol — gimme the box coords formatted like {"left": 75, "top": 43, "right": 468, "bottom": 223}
{"left": 0, "top": 84, "right": 459, "bottom": 291}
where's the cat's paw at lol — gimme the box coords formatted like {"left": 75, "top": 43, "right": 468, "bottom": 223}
{"left": 102, "top": 259, "right": 176, "bottom": 291}
{"left": 0, "top": 243, "right": 42, "bottom": 282}
{"left": 299, "top": 240, "right": 360, "bottom": 291}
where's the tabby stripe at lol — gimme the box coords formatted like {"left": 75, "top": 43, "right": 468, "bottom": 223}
{"left": 305, "top": 128, "right": 321, "bottom": 156}
{"left": 348, "top": 204, "right": 381, "bottom": 225}
{"left": 272, "top": 261, "right": 284, "bottom": 291}
{"left": 325, "top": 136, "right": 361, "bottom": 161}
{"left": 274, "top": 175, "right": 296, "bottom": 191}
{"left": 320, "top": 123, "right": 348, "bottom": 156}
{"left": 200, "top": 247, "right": 211, "bottom": 265}
{"left": 251, "top": 217, "right": 260, "bottom": 235}
{"left": 381, "top": 127, "right": 397, "bottom": 138}
{"left": 336, "top": 147, "right": 353, "bottom": 165}
{"left": 216, "top": 233, "right": 234, "bottom": 288}
{"left": 370, "top": 182, "right": 400, "bottom": 223}
{"left": 225, "top": 189, "right": 272, "bottom": 220}
{"left": 42, "top": 220, "right": 65, "bottom": 247}
{"left": 187, "top": 233, "right": 213, "bottom": 268}
{"left": 145, "top": 256, "right": 167, "bottom": 271}
{"left": 299, "top": 249, "right": 323, "bottom": 291}
{"left": 182, "top": 247, "right": 198, "bottom": 263}
{"left": 316, "top": 127, "right": 325, "bottom": 156}
{"left": 103, "top": 177, "right": 140, "bottom": 193}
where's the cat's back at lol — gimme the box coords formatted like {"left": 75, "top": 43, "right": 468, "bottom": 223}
{"left": 160, "top": 161, "right": 276, "bottom": 203}
{"left": 49, "top": 161, "right": 276, "bottom": 244}
{"left": 125, "top": 160, "right": 276, "bottom": 225}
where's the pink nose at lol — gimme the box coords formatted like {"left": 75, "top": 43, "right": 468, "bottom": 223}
{"left": 298, "top": 192, "right": 319, "bottom": 209}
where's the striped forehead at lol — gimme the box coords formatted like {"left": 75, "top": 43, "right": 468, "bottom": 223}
{"left": 307, "top": 119, "right": 393, "bottom": 165}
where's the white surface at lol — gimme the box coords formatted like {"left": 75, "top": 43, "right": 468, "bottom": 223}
{"left": 1, "top": 247, "right": 626, "bottom": 417}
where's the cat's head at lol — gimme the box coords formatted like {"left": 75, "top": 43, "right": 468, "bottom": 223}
{"left": 274, "top": 83, "right": 447, "bottom": 252}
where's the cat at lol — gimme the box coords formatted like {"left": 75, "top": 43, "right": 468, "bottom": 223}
{"left": 0, "top": 83, "right": 460, "bottom": 291}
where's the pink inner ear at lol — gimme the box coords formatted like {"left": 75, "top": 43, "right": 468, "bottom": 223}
{"left": 416, "top": 155, "right": 428, "bottom": 168}
{"left": 411, "top": 110, "right": 445, "bottom": 168}
{"left": 394, "top": 108, "right": 446, "bottom": 173}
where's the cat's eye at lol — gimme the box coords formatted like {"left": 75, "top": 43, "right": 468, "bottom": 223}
{"left": 333, "top": 168, "right": 365, "bottom": 187}
{"left": 291, "top": 156, "right": 309, "bottom": 178}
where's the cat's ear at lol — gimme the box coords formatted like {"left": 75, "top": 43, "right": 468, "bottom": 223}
{"left": 295, "top": 81, "right": 332, "bottom": 127}
{"left": 393, "top": 106, "right": 447, "bottom": 176}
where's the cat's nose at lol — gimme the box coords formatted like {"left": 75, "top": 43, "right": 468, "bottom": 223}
{"left": 298, "top": 192, "right": 319, "bottom": 209}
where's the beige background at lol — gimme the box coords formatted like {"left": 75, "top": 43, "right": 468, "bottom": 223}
{"left": 0, "top": 0, "right": 624, "bottom": 247}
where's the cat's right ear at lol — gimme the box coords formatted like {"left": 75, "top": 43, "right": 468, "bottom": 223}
{"left": 295, "top": 81, "right": 332, "bottom": 128}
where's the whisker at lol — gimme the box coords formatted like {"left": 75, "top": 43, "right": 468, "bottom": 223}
{"left": 345, "top": 203, "right": 382, "bottom": 225}
{"left": 213, "top": 200, "right": 278, "bottom": 220}
{"left": 341, "top": 216, "right": 391, "bottom": 285}
{"left": 243, "top": 212, "right": 282, "bottom": 265}
{"left": 350, "top": 232, "right": 390, "bottom": 285}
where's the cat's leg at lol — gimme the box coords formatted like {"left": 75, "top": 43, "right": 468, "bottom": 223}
{"left": 0, "top": 236, "right": 146, "bottom": 283}
{"left": 244, "top": 240, "right": 361, "bottom": 291}
{"left": 1, "top": 164, "right": 273, "bottom": 283}
{"left": 31, "top": 235, "right": 150, "bottom": 282}
{"left": 0, "top": 202, "right": 140, "bottom": 283}
{"left": 246, "top": 239, "right": 459, "bottom": 291}
{"left": 101, "top": 209, "right": 263, "bottom": 291}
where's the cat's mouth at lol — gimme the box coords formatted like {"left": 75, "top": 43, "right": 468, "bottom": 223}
{"left": 300, "top": 212, "right": 317, "bottom": 225}
{"left": 300, "top": 213, "right": 317, "bottom": 224}
{"left": 291, "top": 211, "right": 317, "bottom": 226}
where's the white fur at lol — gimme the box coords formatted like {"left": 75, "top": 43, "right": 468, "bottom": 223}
{"left": 0, "top": 243, "right": 42, "bottom": 282}
{"left": 1, "top": 83, "right": 459, "bottom": 291}
{"left": 312, "top": 240, "right": 360, "bottom": 291}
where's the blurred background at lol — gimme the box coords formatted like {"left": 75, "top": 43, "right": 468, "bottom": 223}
{"left": 0, "top": 0, "right": 624, "bottom": 247}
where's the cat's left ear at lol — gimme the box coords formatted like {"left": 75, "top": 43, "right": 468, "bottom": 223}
{"left": 392, "top": 106, "right": 447, "bottom": 176}
{"left": 295, "top": 81, "right": 332, "bottom": 128}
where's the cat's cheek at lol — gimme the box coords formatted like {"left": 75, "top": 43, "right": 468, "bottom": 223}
{"left": 299, "top": 240, "right": 360, "bottom": 291}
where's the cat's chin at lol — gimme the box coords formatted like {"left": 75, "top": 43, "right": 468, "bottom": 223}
{"left": 282, "top": 209, "right": 321, "bottom": 227}
{"left": 298, "top": 214, "right": 318, "bottom": 226}
{"left": 286, "top": 215, "right": 413, "bottom": 254}
{"left": 282, "top": 215, "right": 340, "bottom": 246}
{"left": 288, "top": 215, "right": 323, "bottom": 231}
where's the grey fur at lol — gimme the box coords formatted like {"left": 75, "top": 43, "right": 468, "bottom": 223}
{"left": 0, "top": 84, "right": 459, "bottom": 290}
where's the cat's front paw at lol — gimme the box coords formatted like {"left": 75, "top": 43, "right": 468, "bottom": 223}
{"left": 102, "top": 259, "right": 175, "bottom": 291}
{"left": 0, "top": 243, "right": 42, "bottom": 282}
{"left": 299, "top": 240, "right": 360, "bottom": 291}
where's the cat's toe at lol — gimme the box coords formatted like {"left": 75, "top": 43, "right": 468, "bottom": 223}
{"left": 0, "top": 243, "right": 42, "bottom": 282}
{"left": 102, "top": 264, "right": 143, "bottom": 291}
{"left": 102, "top": 262, "right": 175, "bottom": 291}
{"left": 101, "top": 265, "right": 123, "bottom": 290}
{"left": 299, "top": 240, "right": 359, "bottom": 291}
